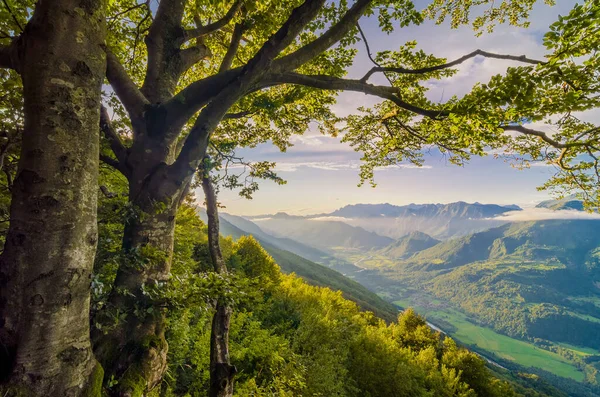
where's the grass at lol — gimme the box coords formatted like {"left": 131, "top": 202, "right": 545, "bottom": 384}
{"left": 556, "top": 342, "right": 600, "bottom": 356}
{"left": 394, "top": 299, "right": 585, "bottom": 382}
{"left": 330, "top": 248, "right": 396, "bottom": 268}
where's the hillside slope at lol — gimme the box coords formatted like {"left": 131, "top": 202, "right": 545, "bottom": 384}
{"left": 383, "top": 220, "right": 600, "bottom": 351}
{"left": 198, "top": 209, "right": 398, "bottom": 321}
{"left": 536, "top": 196, "right": 585, "bottom": 211}
{"left": 380, "top": 231, "right": 440, "bottom": 259}
{"left": 250, "top": 213, "right": 394, "bottom": 250}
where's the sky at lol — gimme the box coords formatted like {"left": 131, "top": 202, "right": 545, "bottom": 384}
{"left": 194, "top": 0, "right": 591, "bottom": 216}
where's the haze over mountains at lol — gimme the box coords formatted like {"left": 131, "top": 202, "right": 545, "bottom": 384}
{"left": 248, "top": 201, "right": 522, "bottom": 240}
{"left": 247, "top": 212, "right": 394, "bottom": 251}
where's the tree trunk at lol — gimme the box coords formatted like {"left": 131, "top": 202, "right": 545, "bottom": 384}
{"left": 0, "top": 0, "right": 106, "bottom": 395}
{"left": 94, "top": 170, "right": 186, "bottom": 396}
{"left": 202, "top": 172, "right": 236, "bottom": 397}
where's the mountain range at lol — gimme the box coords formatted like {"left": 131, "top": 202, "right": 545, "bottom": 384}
{"left": 249, "top": 201, "right": 522, "bottom": 239}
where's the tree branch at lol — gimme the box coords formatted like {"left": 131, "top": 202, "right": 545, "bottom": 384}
{"left": 501, "top": 125, "right": 567, "bottom": 148}
{"left": 0, "top": 40, "right": 19, "bottom": 71}
{"left": 142, "top": 0, "right": 187, "bottom": 102}
{"left": 184, "top": 0, "right": 242, "bottom": 42}
{"left": 108, "top": 1, "right": 148, "bottom": 22}
{"left": 361, "top": 49, "right": 544, "bottom": 82}
{"left": 100, "top": 106, "right": 129, "bottom": 163}
{"left": 105, "top": 48, "right": 149, "bottom": 124}
{"left": 389, "top": 116, "right": 466, "bottom": 154}
{"left": 161, "top": 0, "right": 327, "bottom": 149}
{"left": 100, "top": 106, "right": 130, "bottom": 177}
{"left": 161, "top": 68, "right": 242, "bottom": 139}
{"left": 219, "top": 22, "right": 244, "bottom": 73}
{"left": 223, "top": 110, "right": 253, "bottom": 119}
{"left": 244, "top": 0, "right": 326, "bottom": 75}
{"left": 178, "top": 44, "right": 212, "bottom": 74}
{"left": 265, "top": 72, "right": 448, "bottom": 119}
{"left": 501, "top": 125, "right": 600, "bottom": 150}
{"left": 273, "top": 0, "right": 373, "bottom": 72}
{"left": 100, "top": 154, "right": 122, "bottom": 172}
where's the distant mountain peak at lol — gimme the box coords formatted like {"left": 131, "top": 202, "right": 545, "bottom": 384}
{"left": 329, "top": 201, "right": 521, "bottom": 219}
{"left": 536, "top": 195, "right": 584, "bottom": 211}
{"left": 381, "top": 230, "right": 440, "bottom": 259}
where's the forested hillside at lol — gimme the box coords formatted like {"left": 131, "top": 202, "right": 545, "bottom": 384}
{"left": 391, "top": 220, "right": 600, "bottom": 346}
{"left": 356, "top": 219, "right": 600, "bottom": 394}
{"left": 199, "top": 210, "right": 399, "bottom": 321}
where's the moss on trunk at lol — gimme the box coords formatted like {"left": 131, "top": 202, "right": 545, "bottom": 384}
{"left": 0, "top": 0, "right": 106, "bottom": 395}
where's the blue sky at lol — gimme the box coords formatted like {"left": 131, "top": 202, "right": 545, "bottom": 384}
{"left": 195, "top": 0, "right": 592, "bottom": 216}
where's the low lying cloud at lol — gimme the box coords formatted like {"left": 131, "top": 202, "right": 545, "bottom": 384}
{"left": 493, "top": 208, "right": 600, "bottom": 221}
{"left": 310, "top": 216, "right": 352, "bottom": 222}
{"left": 275, "top": 161, "right": 360, "bottom": 172}
{"left": 274, "top": 161, "right": 433, "bottom": 172}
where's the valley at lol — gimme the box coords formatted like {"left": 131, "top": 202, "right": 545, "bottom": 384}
{"left": 226, "top": 199, "right": 600, "bottom": 396}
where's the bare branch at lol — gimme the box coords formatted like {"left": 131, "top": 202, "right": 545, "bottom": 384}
{"left": 142, "top": 0, "right": 187, "bottom": 102}
{"left": 99, "top": 185, "right": 118, "bottom": 199}
{"left": 100, "top": 154, "right": 122, "bottom": 171}
{"left": 179, "top": 44, "right": 212, "bottom": 73}
{"left": 184, "top": 0, "right": 242, "bottom": 42}
{"left": 273, "top": 0, "right": 373, "bottom": 72}
{"left": 361, "top": 49, "right": 544, "bottom": 82}
{"left": 357, "top": 22, "right": 393, "bottom": 85}
{"left": 219, "top": 22, "right": 244, "bottom": 73}
{"left": 108, "top": 2, "right": 148, "bottom": 22}
{"left": 162, "top": 0, "right": 327, "bottom": 151}
{"left": 389, "top": 116, "right": 466, "bottom": 154}
{"left": 161, "top": 68, "right": 242, "bottom": 139}
{"left": 105, "top": 48, "right": 149, "bottom": 123}
{"left": 100, "top": 106, "right": 130, "bottom": 177}
{"left": 265, "top": 72, "right": 448, "bottom": 119}
{"left": 223, "top": 110, "right": 253, "bottom": 120}
{"left": 245, "top": 0, "right": 326, "bottom": 74}
{"left": 100, "top": 106, "right": 129, "bottom": 163}
{"left": 502, "top": 125, "right": 569, "bottom": 149}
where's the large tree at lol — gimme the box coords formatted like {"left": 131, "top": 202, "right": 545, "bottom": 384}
{"left": 0, "top": 0, "right": 106, "bottom": 395}
{"left": 91, "top": 0, "right": 600, "bottom": 394}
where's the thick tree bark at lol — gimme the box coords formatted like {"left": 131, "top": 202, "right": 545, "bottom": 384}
{"left": 202, "top": 172, "right": 236, "bottom": 397}
{"left": 0, "top": 0, "right": 106, "bottom": 395}
{"left": 94, "top": 165, "right": 187, "bottom": 396}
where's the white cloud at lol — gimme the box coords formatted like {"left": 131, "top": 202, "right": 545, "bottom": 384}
{"left": 274, "top": 160, "right": 433, "bottom": 172}
{"left": 527, "top": 162, "right": 555, "bottom": 168}
{"left": 310, "top": 216, "right": 352, "bottom": 222}
{"left": 375, "top": 164, "right": 433, "bottom": 171}
{"left": 274, "top": 161, "right": 360, "bottom": 172}
{"left": 493, "top": 208, "right": 600, "bottom": 221}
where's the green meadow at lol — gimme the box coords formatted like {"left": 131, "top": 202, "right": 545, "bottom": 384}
{"left": 394, "top": 299, "right": 585, "bottom": 382}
